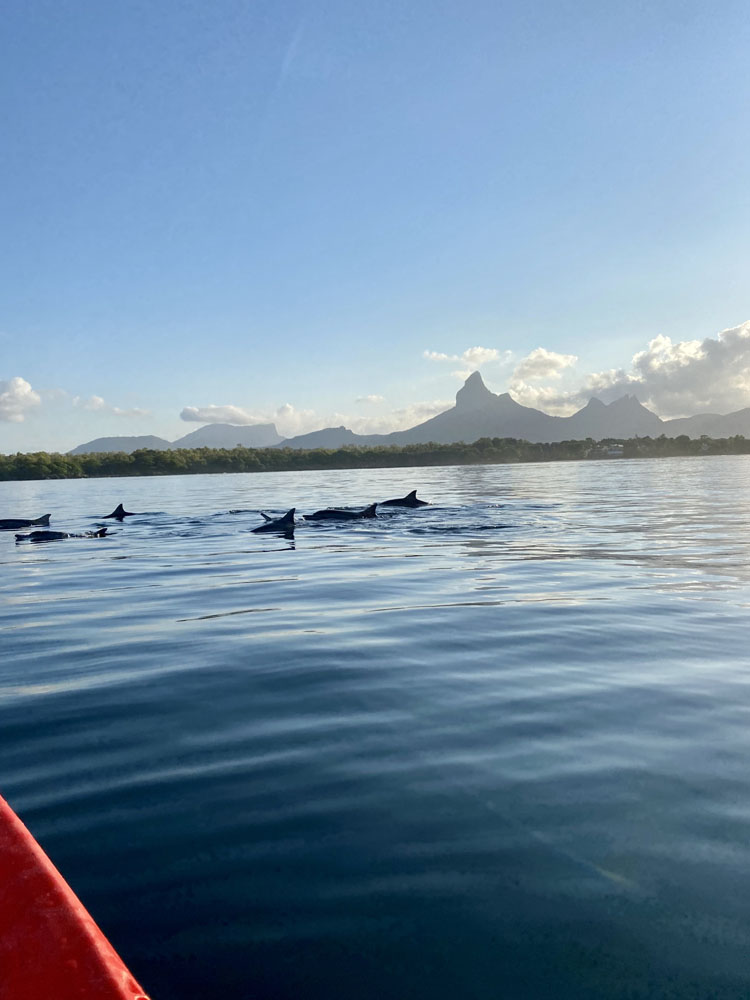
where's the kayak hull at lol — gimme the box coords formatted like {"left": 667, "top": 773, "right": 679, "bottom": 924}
{"left": 0, "top": 794, "right": 149, "bottom": 999}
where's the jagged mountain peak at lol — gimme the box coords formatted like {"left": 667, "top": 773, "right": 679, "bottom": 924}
{"left": 607, "top": 394, "right": 649, "bottom": 411}
{"left": 455, "top": 371, "right": 496, "bottom": 409}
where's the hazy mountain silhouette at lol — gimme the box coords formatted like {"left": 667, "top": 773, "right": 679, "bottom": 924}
{"left": 278, "top": 373, "right": 750, "bottom": 447}
{"left": 70, "top": 373, "right": 750, "bottom": 454}
{"left": 170, "top": 423, "right": 282, "bottom": 449}
{"left": 69, "top": 435, "right": 172, "bottom": 455}
{"left": 70, "top": 423, "right": 282, "bottom": 454}
{"left": 273, "top": 426, "right": 361, "bottom": 450}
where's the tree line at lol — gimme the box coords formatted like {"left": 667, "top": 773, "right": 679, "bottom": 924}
{"left": 1, "top": 435, "right": 749, "bottom": 482}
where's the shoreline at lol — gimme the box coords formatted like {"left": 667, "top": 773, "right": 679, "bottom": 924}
{"left": 2, "top": 435, "right": 749, "bottom": 482}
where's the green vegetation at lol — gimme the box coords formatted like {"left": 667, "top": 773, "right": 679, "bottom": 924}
{"left": 1, "top": 435, "right": 749, "bottom": 482}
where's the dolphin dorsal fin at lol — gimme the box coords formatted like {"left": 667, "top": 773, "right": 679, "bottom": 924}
{"left": 406, "top": 490, "right": 417, "bottom": 499}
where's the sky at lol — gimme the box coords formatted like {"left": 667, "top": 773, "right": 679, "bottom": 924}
{"left": 2, "top": 0, "right": 749, "bottom": 451}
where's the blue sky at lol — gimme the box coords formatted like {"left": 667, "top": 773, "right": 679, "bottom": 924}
{"left": 2, "top": 0, "right": 749, "bottom": 450}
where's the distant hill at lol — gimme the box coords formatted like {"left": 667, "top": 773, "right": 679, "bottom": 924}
{"left": 273, "top": 426, "right": 362, "bottom": 450}
{"left": 69, "top": 435, "right": 171, "bottom": 455}
{"left": 170, "top": 423, "right": 283, "bottom": 449}
{"left": 70, "top": 423, "right": 283, "bottom": 455}
{"left": 665, "top": 408, "right": 750, "bottom": 438}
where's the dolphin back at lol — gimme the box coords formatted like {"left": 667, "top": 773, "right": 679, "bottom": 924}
{"left": 16, "top": 530, "right": 68, "bottom": 542}
{"left": 252, "top": 508, "right": 296, "bottom": 533}
{"left": 105, "top": 504, "right": 134, "bottom": 519}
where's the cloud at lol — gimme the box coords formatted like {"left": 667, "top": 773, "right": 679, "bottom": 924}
{"left": 0, "top": 377, "right": 41, "bottom": 422}
{"left": 180, "top": 404, "right": 262, "bottom": 425}
{"left": 74, "top": 395, "right": 150, "bottom": 418}
{"left": 273, "top": 403, "right": 319, "bottom": 436}
{"left": 424, "top": 346, "right": 501, "bottom": 365}
{"left": 344, "top": 399, "right": 452, "bottom": 434}
{"left": 179, "top": 396, "right": 453, "bottom": 439}
{"left": 424, "top": 345, "right": 510, "bottom": 379}
{"left": 575, "top": 321, "right": 750, "bottom": 416}
{"left": 113, "top": 406, "right": 149, "bottom": 417}
{"left": 74, "top": 395, "right": 106, "bottom": 411}
{"left": 513, "top": 347, "right": 577, "bottom": 382}
{"left": 180, "top": 401, "right": 321, "bottom": 436}
{"left": 0, "top": 377, "right": 41, "bottom": 423}
{"left": 356, "top": 394, "right": 385, "bottom": 404}
{"left": 507, "top": 321, "right": 750, "bottom": 418}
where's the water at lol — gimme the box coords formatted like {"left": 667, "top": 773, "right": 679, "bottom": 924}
{"left": 2, "top": 457, "right": 750, "bottom": 999}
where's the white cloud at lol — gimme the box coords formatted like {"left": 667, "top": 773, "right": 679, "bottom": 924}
{"left": 424, "top": 345, "right": 510, "bottom": 379}
{"left": 0, "top": 377, "right": 41, "bottom": 422}
{"left": 577, "top": 321, "right": 750, "bottom": 416}
{"left": 356, "top": 394, "right": 385, "bottom": 404}
{"left": 507, "top": 380, "right": 581, "bottom": 414}
{"left": 180, "top": 404, "right": 262, "bottom": 425}
{"left": 112, "top": 406, "right": 149, "bottom": 417}
{"left": 180, "top": 401, "right": 323, "bottom": 436}
{"left": 74, "top": 395, "right": 106, "bottom": 411}
{"left": 179, "top": 396, "right": 452, "bottom": 439}
{"left": 274, "top": 403, "right": 320, "bottom": 436}
{"left": 425, "top": 346, "right": 515, "bottom": 381}
{"left": 513, "top": 347, "right": 578, "bottom": 382}
{"left": 74, "top": 394, "right": 150, "bottom": 418}
{"left": 344, "top": 399, "right": 452, "bottom": 434}
{"left": 506, "top": 321, "right": 750, "bottom": 418}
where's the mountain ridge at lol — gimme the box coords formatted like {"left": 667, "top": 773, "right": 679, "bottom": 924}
{"left": 69, "top": 374, "right": 750, "bottom": 454}
{"left": 70, "top": 422, "right": 283, "bottom": 455}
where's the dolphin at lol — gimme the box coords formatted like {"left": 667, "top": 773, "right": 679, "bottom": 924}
{"left": 303, "top": 503, "right": 377, "bottom": 521}
{"left": 104, "top": 504, "right": 136, "bottom": 520}
{"left": 0, "top": 514, "right": 52, "bottom": 530}
{"left": 16, "top": 528, "right": 108, "bottom": 543}
{"left": 252, "top": 509, "right": 295, "bottom": 534}
{"left": 381, "top": 490, "right": 429, "bottom": 508}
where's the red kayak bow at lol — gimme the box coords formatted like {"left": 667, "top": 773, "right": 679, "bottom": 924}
{"left": 0, "top": 794, "right": 150, "bottom": 999}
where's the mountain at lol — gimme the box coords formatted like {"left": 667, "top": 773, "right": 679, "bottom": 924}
{"left": 664, "top": 408, "right": 750, "bottom": 438}
{"left": 69, "top": 423, "right": 283, "bottom": 455}
{"left": 381, "top": 372, "right": 566, "bottom": 444}
{"left": 278, "top": 374, "right": 671, "bottom": 447}
{"left": 70, "top": 375, "right": 750, "bottom": 455}
{"left": 169, "top": 423, "right": 283, "bottom": 449}
{"left": 69, "top": 435, "right": 171, "bottom": 455}
{"left": 564, "top": 395, "right": 664, "bottom": 439}
{"left": 274, "top": 426, "right": 361, "bottom": 450}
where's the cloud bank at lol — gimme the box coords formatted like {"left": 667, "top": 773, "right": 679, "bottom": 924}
{"left": 509, "top": 321, "right": 750, "bottom": 417}
{"left": 180, "top": 404, "right": 263, "bottom": 425}
{"left": 181, "top": 402, "right": 320, "bottom": 437}
{"left": 0, "top": 377, "right": 41, "bottom": 422}
{"left": 180, "top": 397, "right": 452, "bottom": 438}
{"left": 513, "top": 347, "right": 578, "bottom": 381}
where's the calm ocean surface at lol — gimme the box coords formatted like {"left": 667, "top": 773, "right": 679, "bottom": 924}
{"left": 3, "top": 458, "right": 750, "bottom": 999}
